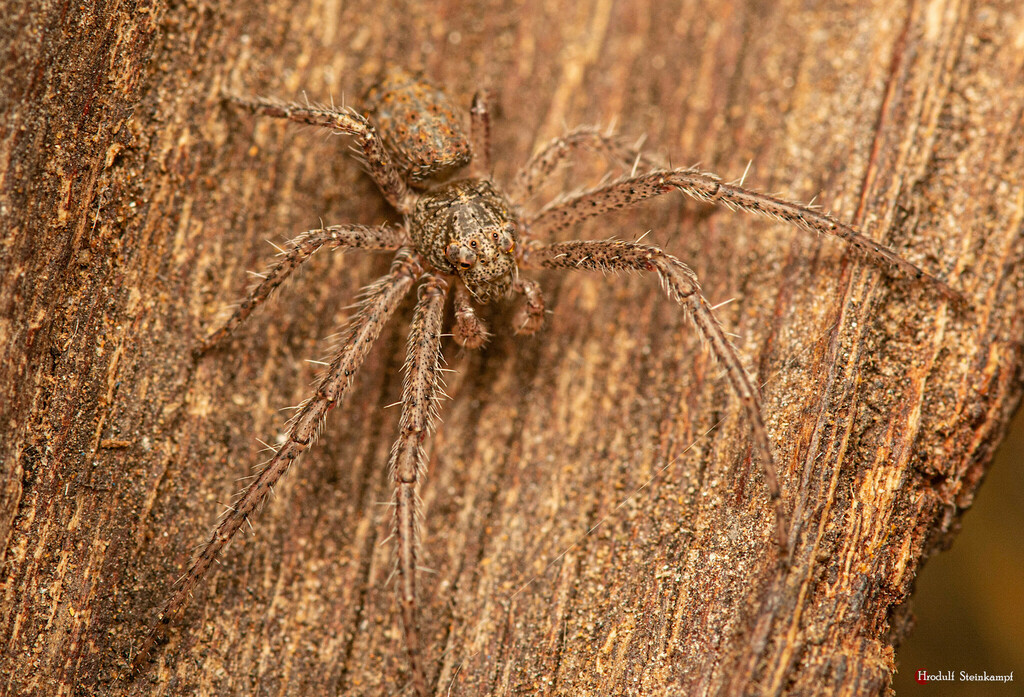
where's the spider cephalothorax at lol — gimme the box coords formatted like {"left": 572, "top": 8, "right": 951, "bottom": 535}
{"left": 412, "top": 178, "right": 519, "bottom": 302}
{"left": 133, "top": 66, "right": 960, "bottom": 696}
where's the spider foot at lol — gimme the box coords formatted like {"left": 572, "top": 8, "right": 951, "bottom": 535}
{"left": 453, "top": 283, "right": 489, "bottom": 348}
{"left": 512, "top": 278, "right": 545, "bottom": 335}
{"left": 454, "top": 308, "right": 490, "bottom": 348}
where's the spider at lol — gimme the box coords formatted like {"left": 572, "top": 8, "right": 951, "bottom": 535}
{"left": 131, "top": 66, "right": 959, "bottom": 695}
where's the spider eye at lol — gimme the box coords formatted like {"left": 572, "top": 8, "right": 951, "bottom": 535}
{"left": 445, "top": 242, "right": 477, "bottom": 269}
{"left": 494, "top": 228, "right": 515, "bottom": 254}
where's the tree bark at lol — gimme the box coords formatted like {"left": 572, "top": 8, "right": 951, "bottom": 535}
{"left": 1, "top": 1, "right": 1021, "bottom": 696}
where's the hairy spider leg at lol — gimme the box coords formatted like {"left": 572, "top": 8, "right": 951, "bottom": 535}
{"left": 522, "top": 239, "right": 789, "bottom": 549}
{"left": 229, "top": 95, "right": 415, "bottom": 213}
{"left": 469, "top": 89, "right": 493, "bottom": 178}
{"left": 388, "top": 275, "right": 449, "bottom": 696}
{"left": 509, "top": 125, "right": 661, "bottom": 205}
{"left": 196, "top": 224, "right": 407, "bottom": 355}
{"left": 527, "top": 168, "right": 963, "bottom": 302}
{"left": 131, "top": 253, "right": 421, "bottom": 675}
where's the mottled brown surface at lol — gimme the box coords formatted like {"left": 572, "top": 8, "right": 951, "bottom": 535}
{"left": 1, "top": 1, "right": 1022, "bottom": 697}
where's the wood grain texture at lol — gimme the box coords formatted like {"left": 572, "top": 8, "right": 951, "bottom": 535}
{"left": 1, "top": 1, "right": 1022, "bottom": 696}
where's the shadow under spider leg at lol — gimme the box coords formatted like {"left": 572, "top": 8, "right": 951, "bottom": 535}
{"left": 195, "top": 223, "right": 407, "bottom": 356}
{"left": 522, "top": 239, "right": 788, "bottom": 548}
{"left": 130, "top": 252, "right": 422, "bottom": 675}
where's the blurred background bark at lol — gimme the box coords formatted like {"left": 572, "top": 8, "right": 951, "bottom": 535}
{"left": 1, "top": 0, "right": 1021, "bottom": 696}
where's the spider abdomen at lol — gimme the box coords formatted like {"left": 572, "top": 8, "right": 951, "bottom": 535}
{"left": 363, "top": 66, "right": 473, "bottom": 185}
{"left": 410, "top": 178, "right": 519, "bottom": 302}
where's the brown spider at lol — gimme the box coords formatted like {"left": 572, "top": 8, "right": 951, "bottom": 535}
{"left": 132, "top": 66, "right": 959, "bottom": 694}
